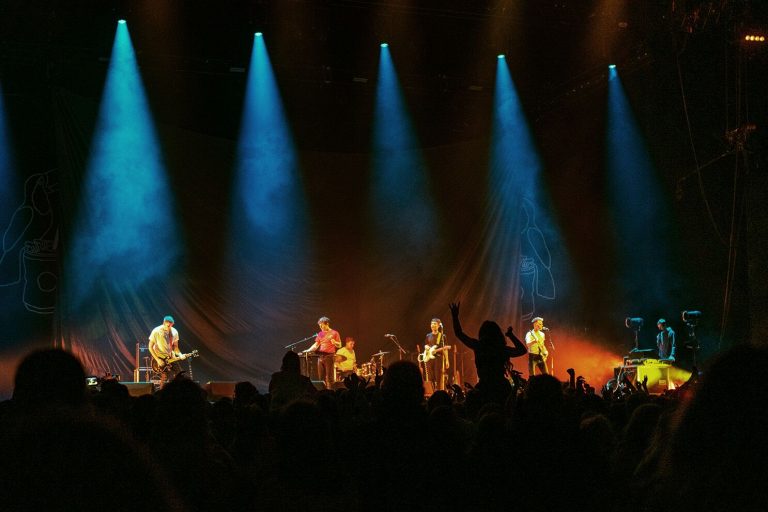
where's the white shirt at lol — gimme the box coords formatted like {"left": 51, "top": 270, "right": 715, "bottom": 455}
{"left": 525, "top": 329, "right": 547, "bottom": 357}
{"left": 149, "top": 325, "right": 179, "bottom": 357}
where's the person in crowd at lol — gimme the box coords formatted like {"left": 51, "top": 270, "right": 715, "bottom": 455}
{"left": 449, "top": 301, "right": 527, "bottom": 404}
{"left": 269, "top": 350, "right": 317, "bottom": 411}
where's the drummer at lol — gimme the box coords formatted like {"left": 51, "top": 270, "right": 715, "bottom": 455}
{"left": 335, "top": 337, "right": 357, "bottom": 379}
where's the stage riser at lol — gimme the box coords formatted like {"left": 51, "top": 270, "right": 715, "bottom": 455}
{"left": 119, "top": 382, "right": 154, "bottom": 397}
{"left": 205, "top": 381, "right": 237, "bottom": 400}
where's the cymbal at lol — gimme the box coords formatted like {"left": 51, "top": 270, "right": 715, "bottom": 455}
{"left": 334, "top": 354, "right": 347, "bottom": 363}
{"left": 371, "top": 351, "right": 389, "bottom": 357}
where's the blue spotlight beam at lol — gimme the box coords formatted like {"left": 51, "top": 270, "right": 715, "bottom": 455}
{"left": 606, "top": 70, "right": 672, "bottom": 305}
{"left": 223, "top": 33, "right": 310, "bottom": 376}
{"left": 481, "top": 57, "right": 561, "bottom": 323}
{"left": 0, "top": 83, "right": 22, "bottom": 285}
{"left": 67, "top": 21, "right": 179, "bottom": 305}
{"left": 370, "top": 45, "right": 437, "bottom": 252}
{"left": 491, "top": 57, "right": 542, "bottom": 204}
{"left": 232, "top": 33, "right": 307, "bottom": 255}
{"left": 0, "top": 83, "right": 18, "bottom": 226}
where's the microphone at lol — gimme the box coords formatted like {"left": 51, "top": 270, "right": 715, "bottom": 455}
{"left": 385, "top": 334, "right": 395, "bottom": 338}
{"left": 541, "top": 327, "right": 550, "bottom": 331}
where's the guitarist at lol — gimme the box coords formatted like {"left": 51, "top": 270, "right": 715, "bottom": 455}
{"left": 423, "top": 318, "right": 449, "bottom": 391}
{"left": 525, "top": 317, "right": 549, "bottom": 376}
{"left": 148, "top": 315, "right": 183, "bottom": 382}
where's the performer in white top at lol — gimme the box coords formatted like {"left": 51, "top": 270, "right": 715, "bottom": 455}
{"left": 148, "top": 315, "right": 182, "bottom": 381}
{"left": 525, "top": 317, "right": 549, "bottom": 376}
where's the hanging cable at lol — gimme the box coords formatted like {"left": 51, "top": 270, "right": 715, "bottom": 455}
{"left": 675, "top": 42, "right": 728, "bottom": 246}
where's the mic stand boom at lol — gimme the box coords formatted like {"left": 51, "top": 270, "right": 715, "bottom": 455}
{"left": 285, "top": 334, "right": 317, "bottom": 350}
{"left": 386, "top": 334, "right": 407, "bottom": 361}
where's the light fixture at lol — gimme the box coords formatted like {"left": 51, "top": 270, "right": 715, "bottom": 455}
{"left": 624, "top": 317, "right": 644, "bottom": 330}
{"left": 681, "top": 310, "right": 702, "bottom": 324}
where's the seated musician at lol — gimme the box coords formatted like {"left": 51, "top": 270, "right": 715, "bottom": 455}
{"left": 335, "top": 337, "right": 357, "bottom": 380}
{"left": 148, "top": 315, "right": 182, "bottom": 382}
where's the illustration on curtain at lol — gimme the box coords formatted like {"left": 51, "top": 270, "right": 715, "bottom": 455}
{"left": 519, "top": 198, "right": 555, "bottom": 322}
{"left": 0, "top": 169, "right": 59, "bottom": 314}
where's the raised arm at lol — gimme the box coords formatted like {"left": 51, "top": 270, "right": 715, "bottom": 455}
{"left": 504, "top": 326, "right": 528, "bottom": 357}
{"left": 449, "top": 302, "right": 479, "bottom": 350}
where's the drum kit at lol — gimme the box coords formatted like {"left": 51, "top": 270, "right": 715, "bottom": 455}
{"left": 298, "top": 349, "right": 390, "bottom": 382}
{"left": 352, "top": 350, "right": 388, "bottom": 381}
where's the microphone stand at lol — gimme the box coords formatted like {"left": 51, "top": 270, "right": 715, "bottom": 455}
{"left": 286, "top": 335, "right": 318, "bottom": 379}
{"left": 285, "top": 335, "right": 316, "bottom": 350}
{"left": 387, "top": 335, "right": 407, "bottom": 361}
{"left": 548, "top": 334, "right": 556, "bottom": 376}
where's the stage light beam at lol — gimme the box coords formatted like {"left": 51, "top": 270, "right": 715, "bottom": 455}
{"left": 66, "top": 20, "right": 180, "bottom": 306}
{"left": 605, "top": 68, "right": 674, "bottom": 311}
{"left": 227, "top": 31, "right": 308, "bottom": 302}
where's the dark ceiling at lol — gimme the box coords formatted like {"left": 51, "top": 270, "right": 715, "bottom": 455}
{"left": 0, "top": 0, "right": 765, "bottom": 152}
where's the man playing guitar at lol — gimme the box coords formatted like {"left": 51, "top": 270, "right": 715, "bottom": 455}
{"left": 422, "top": 318, "right": 450, "bottom": 391}
{"left": 525, "top": 317, "right": 549, "bottom": 376}
{"left": 148, "top": 315, "right": 186, "bottom": 382}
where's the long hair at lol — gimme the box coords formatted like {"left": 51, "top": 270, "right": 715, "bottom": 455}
{"left": 478, "top": 320, "right": 505, "bottom": 347}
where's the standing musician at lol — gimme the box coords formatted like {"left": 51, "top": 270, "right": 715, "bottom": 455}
{"left": 422, "top": 318, "right": 450, "bottom": 391}
{"left": 335, "top": 337, "right": 357, "bottom": 380}
{"left": 656, "top": 318, "right": 676, "bottom": 362}
{"left": 526, "top": 317, "right": 549, "bottom": 376}
{"left": 303, "top": 316, "right": 342, "bottom": 388}
{"left": 148, "top": 315, "right": 183, "bottom": 382}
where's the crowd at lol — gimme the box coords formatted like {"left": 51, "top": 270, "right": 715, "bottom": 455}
{"left": 1, "top": 338, "right": 766, "bottom": 512}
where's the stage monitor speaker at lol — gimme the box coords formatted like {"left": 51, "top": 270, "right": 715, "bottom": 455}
{"left": 205, "top": 381, "right": 237, "bottom": 400}
{"left": 311, "top": 380, "right": 326, "bottom": 390}
{"left": 120, "top": 382, "right": 154, "bottom": 397}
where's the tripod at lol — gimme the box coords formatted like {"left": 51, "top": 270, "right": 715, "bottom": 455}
{"left": 685, "top": 322, "right": 701, "bottom": 368}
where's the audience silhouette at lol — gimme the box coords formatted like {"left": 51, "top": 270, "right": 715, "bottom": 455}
{"left": 1, "top": 339, "right": 762, "bottom": 511}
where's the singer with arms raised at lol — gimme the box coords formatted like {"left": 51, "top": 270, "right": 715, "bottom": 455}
{"left": 526, "top": 317, "right": 549, "bottom": 376}
{"left": 303, "top": 316, "right": 342, "bottom": 388}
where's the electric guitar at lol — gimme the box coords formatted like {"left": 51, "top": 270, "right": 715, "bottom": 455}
{"left": 151, "top": 350, "right": 199, "bottom": 373}
{"left": 418, "top": 345, "right": 452, "bottom": 363}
